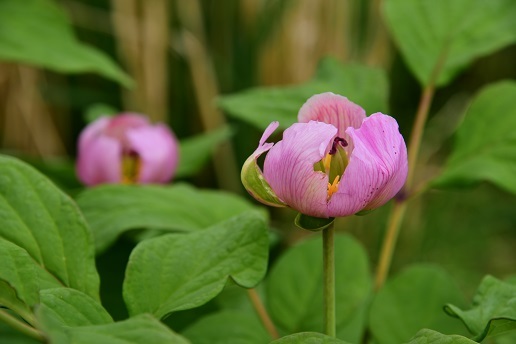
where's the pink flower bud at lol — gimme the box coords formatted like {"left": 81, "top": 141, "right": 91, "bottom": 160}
{"left": 76, "top": 113, "right": 179, "bottom": 186}
{"left": 241, "top": 93, "right": 408, "bottom": 218}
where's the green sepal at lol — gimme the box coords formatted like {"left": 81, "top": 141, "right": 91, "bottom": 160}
{"left": 355, "top": 208, "right": 375, "bottom": 216}
{"left": 241, "top": 155, "right": 286, "bottom": 207}
{"left": 295, "top": 213, "right": 334, "bottom": 232}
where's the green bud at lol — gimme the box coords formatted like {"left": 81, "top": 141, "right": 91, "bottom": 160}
{"left": 328, "top": 143, "right": 348, "bottom": 183}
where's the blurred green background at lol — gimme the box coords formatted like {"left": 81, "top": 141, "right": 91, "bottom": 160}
{"left": 0, "top": 0, "right": 515, "bottom": 319}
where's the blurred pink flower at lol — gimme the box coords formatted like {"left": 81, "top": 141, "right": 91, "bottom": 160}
{"left": 76, "top": 113, "right": 179, "bottom": 186}
{"left": 241, "top": 93, "right": 408, "bottom": 218}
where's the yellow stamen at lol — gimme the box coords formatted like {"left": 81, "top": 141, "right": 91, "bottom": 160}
{"left": 121, "top": 154, "right": 141, "bottom": 184}
{"left": 327, "top": 175, "right": 340, "bottom": 200}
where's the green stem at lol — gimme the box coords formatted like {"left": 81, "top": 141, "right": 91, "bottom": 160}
{"left": 247, "top": 288, "right": 279, "bottom": 340}
{"left": 374, "top": 201, "right": 406, "bottom": 290}
{"left": 0, "top": 309, "right": 45, "bottom": 342}
{"left": 323, "top": 223, "right": 336, "bottom": 337}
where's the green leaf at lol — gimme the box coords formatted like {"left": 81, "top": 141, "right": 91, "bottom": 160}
{"left": 270, "top": 332, "right": 352, "bottom": 344}
{"left": 404, "top": 329, "right": 477, "bottom": 344}
{"left": 383, "top": 0, "right": 516, "bottom": 87}
{"left": 0, "top": 155, "right": 99, "bottom": 300}
{"left": 494, "top": 332, "right": 516, "bottom": 344}
{"left": 0, "top": 279, "right": 34, "bottom": 324}
{"left": 176, "top": 127, "right": 234, "bottom": 178}
{"left": 37, "top": 288, "right": 113, "bottom": 329}
{"left": 0, "top": 238, "right": 62, "bottom": 324}
{"left": 0, "top": 319, "right": 41, "bottom": 344}
{"left": 432, "top": 81, "right": 516, "bottom": 194}
{"left": 76, "top": 183, "right": 263, "bottom": 252}
{"left": 123, "top": 211, "right": 269, "bottom": 319}
{"left": 214, "top": 283, "right": 258, "bottom": 313}
{"left": 182, "top": 310, "right": 271, "bottom": 344}
{"left": 266, "top": 234, "right": 371, "bottom": 343}
{"left": 369, "top": 264, "right": 467, "bottom": 344}
{"left": 219, "top": 57, "right": 388, "bottom": 131}
{"left": 444, "top": 275, "right": 516, "bottom": 342}
{"left": 41, "top": 314, "right": 189, "bottom": 344}
{"left": 0, "top": 0, "right": 132, "bottom": 86}
{"left": 21, "top": 157, "right": 82, "bottom": 192}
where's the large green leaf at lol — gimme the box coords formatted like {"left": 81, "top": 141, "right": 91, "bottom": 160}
{"left": 176, "top": 127, "right": 234, "bottom": 178}
{"left": 123, "top": 211, "right": 269, "bottom": 319}
{"left": 369, "top": 264, "right": 467, "bottom": 344}
{"left": 432, "top": 82, "right": 516, "bottom": 194}
{"left": 444, "top": 275, "right": 516, "bottom": 342}
{"left": 37, "top": 288, "right": 113, "bottom": 329}
{"left": 0, "top": 238, "right": 62, "bottom": 324}
{"left": 404, "top": 329, "right": 476, "bottom": 344}
{"left": 40, "top": 314, "right": 189, "bottom": 344}
{"left": 219, "top": 57, "right": 388, "bottom": 131}
{"left": 0, "top": 0, "right": 132, "bottom": 86}
{"left": 266, "top": 234, "right": 371, "bottom": 343}
{"left": 495, "top": 332, "right": 516, "bottom": 344}
{"left": 270, "top": 332, "right": 352, "bottom": 344}
{"left": 182, "top": 310, "right": 271, "bottom": 344}
{"left": 0, "top": 156, "right": 99, "bottom": 302}
{"left": 383, "top": 0, "right": 516, "bottom": 87}
{"left": 76, "top": 183, "right": 263, "bottom": 252}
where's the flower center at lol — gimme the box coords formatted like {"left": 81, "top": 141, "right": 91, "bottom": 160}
{"left": 121, "top": 151, "right": 141, "bottom": 184}
{"left": 314, "top": 137, "right": 349, "bottom": 200}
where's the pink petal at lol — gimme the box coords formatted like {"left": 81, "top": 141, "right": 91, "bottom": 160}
{"left": 263, "top": 121, "right": 337, "bottom": 218}
{"left": 328, "top": 114, "right": 407, "bottom": 216}
{"left": 104, "top": 113, "right": 149, "bottom": 147}
{"left": 126, "top": 124, "right": 179, "bottom": 184}
{"left": 76, "top": 135, "right": 122, "bottom": 186}
{"left": 106, "top": 113, "right": 149, "bottom": 132}
{"left": 77, "top": 116, "right": 110, "bottom": 154}
{"left": 253, "top": 121, "right": 280, "bottom": 159}
{"left": 297, "top": 92, "right": 366, "bottom": 155}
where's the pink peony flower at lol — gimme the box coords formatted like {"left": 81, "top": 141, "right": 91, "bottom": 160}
{"left": 76, "top": 113, "right": 179, "bottom": 186}
{"left": 241, "top": 93, "right": 408, "bottom": 218}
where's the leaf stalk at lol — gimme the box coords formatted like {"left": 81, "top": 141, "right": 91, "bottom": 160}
{"left": 247, "top": 288, "right": 279, "bottom": 339}
{"left": 0, "top": 309, "right": 45, "bottom": 342}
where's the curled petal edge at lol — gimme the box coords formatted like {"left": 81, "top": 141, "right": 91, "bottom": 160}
{"left": 241, "top": 122, "right": 286, "bottom": 207}
{"left": 327, "top": 113, "right": 407, "bottom": 216}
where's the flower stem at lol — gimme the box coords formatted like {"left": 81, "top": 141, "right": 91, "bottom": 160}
{"left": 247, "top": 288, "right": 279, "bottom": 340}
{"left": 374, "top": 201, "right": 406, "bottom": 290}
{"left": 0, "top": 309, "right": 45, "bottom": 342}
{"left": 323, "top": 223, "right": 336, "bottom": 337}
